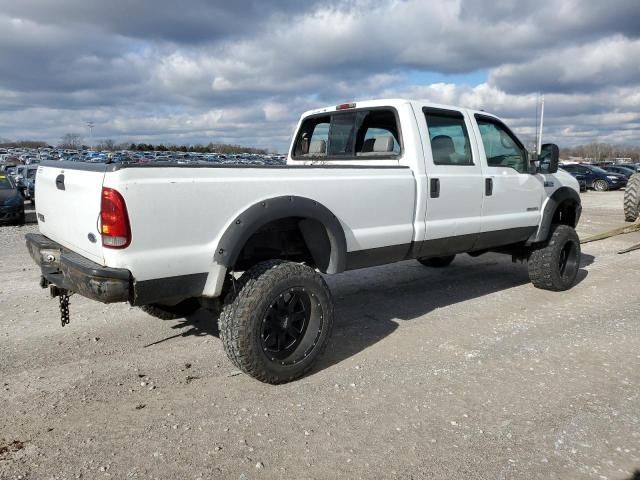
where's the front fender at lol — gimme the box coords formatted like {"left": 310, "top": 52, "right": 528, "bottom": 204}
{"left": 528, "top": 186, "right": 581, "bottom": 244}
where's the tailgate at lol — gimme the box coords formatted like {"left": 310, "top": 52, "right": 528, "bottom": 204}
{"left": 35, "top": 162, "right": 106, "bottom": 264}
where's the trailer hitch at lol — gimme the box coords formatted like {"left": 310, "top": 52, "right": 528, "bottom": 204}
{"left": 49, "top": 285, "right": 73, "bottom": 327}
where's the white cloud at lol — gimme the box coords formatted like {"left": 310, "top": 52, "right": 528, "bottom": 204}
{"left": 0, "top": 0, "right": 638, "bottom": 150}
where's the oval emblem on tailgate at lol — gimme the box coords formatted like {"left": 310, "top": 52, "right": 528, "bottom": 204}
{"left": 88, "top": 233, "right": 97, "bottom": 243}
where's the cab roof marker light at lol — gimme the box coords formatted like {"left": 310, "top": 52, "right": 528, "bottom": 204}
{"left": 336, "top": 103, "right": 356, "bottom": 110}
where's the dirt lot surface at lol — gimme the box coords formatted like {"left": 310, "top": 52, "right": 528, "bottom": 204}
{"left": 1, "top": 192, "right": 639, "bottom": 480}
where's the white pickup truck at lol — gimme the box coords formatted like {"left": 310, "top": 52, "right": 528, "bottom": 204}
{"left": 26, "top": 99, "right": 582, "bottom": 384}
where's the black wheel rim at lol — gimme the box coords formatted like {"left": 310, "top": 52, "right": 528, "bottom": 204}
{"left": 558, "top": 240, "right": 578, "bottom": 279}
{"left": 261, "top": 288, "right": 312, "bottom": 361}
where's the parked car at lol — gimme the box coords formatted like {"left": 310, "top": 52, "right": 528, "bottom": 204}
{"left": 0, "top": 174, "right": 25, "bottom": 225}
{"left": 21, "top": 167, "right": 38, "bottom": 200}
{"left": 27, "top": 175, "right": 36, "bottom": 206}
{"left": 26, "top": 99, "right": 582, "bottom": 384}
{"left": 561, "top": 164, "right": 627, "bottom": 191}
{"left": 573, "top": 173, "right": 588, "bottom": 192}
{"left": 605, "top": 165, "right": 637, "bottom": 178}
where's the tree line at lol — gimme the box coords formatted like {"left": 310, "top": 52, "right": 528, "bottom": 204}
{"left": 5, "top": 134, "right": 638, "bottom": 161}
{"left": 54, "top": 133, "right": 270, "bottom": 154}
{"left": 561, "top": 142, "right": 640, "bottom": 162}
{"left": 1, "top": 135, "right": 270, "bottom": 155}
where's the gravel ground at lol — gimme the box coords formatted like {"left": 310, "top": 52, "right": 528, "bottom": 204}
{"left": 1, "top": 192, "right": 639, "bottom": 480}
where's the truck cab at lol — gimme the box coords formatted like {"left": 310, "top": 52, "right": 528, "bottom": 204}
{"left": 289, "top": 99, "right": 579, "bottom": 258}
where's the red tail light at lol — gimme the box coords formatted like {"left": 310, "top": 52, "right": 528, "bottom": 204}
{"left": 101, "top": 187, "right": 131, "bottom": 249}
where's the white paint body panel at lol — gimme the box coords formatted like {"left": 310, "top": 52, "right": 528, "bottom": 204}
{"left": 34, "top": 99, "right": 579, "bottom": 300}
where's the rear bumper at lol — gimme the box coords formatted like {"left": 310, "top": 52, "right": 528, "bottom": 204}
{"left": 25, "top": 233, "right": 131, "bottom": 304}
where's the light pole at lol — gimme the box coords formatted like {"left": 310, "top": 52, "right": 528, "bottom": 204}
{"left": 87, "top": 121, "right": 95, "bottom": 147}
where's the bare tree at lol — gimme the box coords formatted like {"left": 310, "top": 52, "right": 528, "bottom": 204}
{"left": 96, "top": 139, "right": 116, "bottom": 151}
{"left": 59, "top": 133, "right": 83, "bottom": 149}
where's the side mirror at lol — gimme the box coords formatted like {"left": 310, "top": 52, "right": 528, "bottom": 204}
{"left": 539, "top": 143, "right": 559, "bottom": 174}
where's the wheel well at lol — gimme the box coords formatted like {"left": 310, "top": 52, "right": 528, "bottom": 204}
{"left": 552, "top": 199, "right": 579, "bottom": 227}
{"left": 233, "top": 217, "right": 332, "bottom": 272}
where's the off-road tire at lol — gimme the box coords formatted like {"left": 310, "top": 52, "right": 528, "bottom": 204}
{"left": 140, "top": 298, "right": 200, "bottom": 320}
{"left": 219, "top": 260, "right": 334, "bottom": 384}
{"left": 593, "top": 179, "right": 609, "bottom": 192}
{"left": 528, "top": 225, "right": 581, "bottom": 291}
{"left": 624, "top": 173, "right": 640, "bottom": 222}
{"left": 417, "top": 255, "right": 456, "bottom": 268}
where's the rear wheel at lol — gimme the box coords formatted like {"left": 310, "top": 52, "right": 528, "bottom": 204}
{"left": 219, "top": 260, "right": 334, "bottom": 384}
{"left": 593, "top": 179, "right": 609, "bottom": 192}
{"left": 624, "top": 173, "right": 640, "bottom": 222}
{"left": 528, "top": 225, "right": 580, "bottom": 291}
{"left": 140, "top": 298, "right": 200, "bottom": 320}
{"left": 417, "top": 255, "right": 456, "bottom": 268}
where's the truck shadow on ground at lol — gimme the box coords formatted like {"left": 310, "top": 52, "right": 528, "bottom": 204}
{"left": 315, "top": 252, "right": 593, "bottom": 374}
{"left": 152, "top": 253, "right": 594, "bottom": 373}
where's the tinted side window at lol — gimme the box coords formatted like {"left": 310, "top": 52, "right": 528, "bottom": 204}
{"left": 476, "top": 118, "right": 527, "bottom": 173}
{"left": 424, "top": 110, "right": 473, "bottom": 165}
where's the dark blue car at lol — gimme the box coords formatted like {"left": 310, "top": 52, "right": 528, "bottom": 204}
{"left": 0, "top": 174, "right": 25, "bottom": 225}
{"left": 604, "top": 165, "right": 636, "bottom": 179}
{"left": 561, "top": 164, "right": 627, "bottom": 191}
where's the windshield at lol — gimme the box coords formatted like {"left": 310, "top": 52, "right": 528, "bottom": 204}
{"left": 589, "top": 166, "right": 608, "bottom": 174}
{"left": 0, "top": 175, "right": 15, "bottom": 190}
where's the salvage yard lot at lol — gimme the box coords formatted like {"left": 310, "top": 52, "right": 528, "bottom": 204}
{"left": 1, "top": 192, "right": 639, "bottom": 479}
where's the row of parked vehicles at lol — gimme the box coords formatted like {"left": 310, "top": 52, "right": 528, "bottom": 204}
{"left": 0, "top": 148, "right": 287, "bottom": 226}
{"left": 560, "top": 162, "right": 640, "bottom": 192}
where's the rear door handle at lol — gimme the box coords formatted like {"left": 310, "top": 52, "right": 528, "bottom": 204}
{"left": 430, "top": 178, "right": 440, "bottom": 198}
{"left": 485, "top": 178, "right": 493, "bottom": 196}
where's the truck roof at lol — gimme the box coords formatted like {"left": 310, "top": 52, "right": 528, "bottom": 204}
{"left": 300, "top": 98, "right": 498, "bottom": 120}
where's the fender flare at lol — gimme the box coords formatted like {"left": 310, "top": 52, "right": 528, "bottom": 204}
{"left": 529, "top": 187, "right": 582, "bottom": 244}
{"left": 213, "top": 196, "right": 348, "bottom": 274}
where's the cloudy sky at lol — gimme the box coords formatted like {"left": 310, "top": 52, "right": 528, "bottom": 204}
{"left": 0, "top": 0, "right": 638, "bottom": 151}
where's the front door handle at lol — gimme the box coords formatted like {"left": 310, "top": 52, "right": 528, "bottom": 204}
{"left": 430, "top": 178, "right": 440, "bottom": 198}
{"left": 485, "top": 178, "right": 493, "bottom": 196}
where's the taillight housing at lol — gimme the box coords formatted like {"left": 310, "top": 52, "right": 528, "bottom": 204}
{"left": 100, "top": 187, "right": 131, "bottom": 249}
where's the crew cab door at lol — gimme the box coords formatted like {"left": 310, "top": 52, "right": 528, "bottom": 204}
{"left": 470, "top": 114, "right": 542, "bottom": 245}
{"left": 416, "top": 106, "right": 484, "bottom": 255}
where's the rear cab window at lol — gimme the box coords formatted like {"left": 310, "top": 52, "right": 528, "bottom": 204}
{"left": 292, "top": 107, "right": 402, "bottom": 160}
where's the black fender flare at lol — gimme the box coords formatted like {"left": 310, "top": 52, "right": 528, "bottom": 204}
{"left": 528, "top": 187, "right": 582, "bottom": 244}
{"left": 213, "top": 196, "right": 348, "bottom": 274}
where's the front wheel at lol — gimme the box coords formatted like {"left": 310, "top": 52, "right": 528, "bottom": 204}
{"left": 219, "top": 260, "right": 334, "bottom": 384}
{"left": 528, "top": 225, "right": 581, "bottom": 291}
{"left": 593, "top": 179, "right": 609, "bottom": 192}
